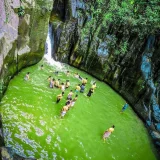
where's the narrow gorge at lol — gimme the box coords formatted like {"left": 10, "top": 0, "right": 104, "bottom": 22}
{"left": 0, "top": 0, "right": 160, "bottom": 159}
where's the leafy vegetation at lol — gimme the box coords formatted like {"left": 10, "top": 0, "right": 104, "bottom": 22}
{"left": 80, "top": 0, "right": 160, "bottom": 55}
{"left": 18, "top": 6, "right": 25, "bottom": 17}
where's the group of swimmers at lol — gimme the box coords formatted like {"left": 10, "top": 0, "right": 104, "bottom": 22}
{"left": 46, "top": 70, "right": 97, "bottom": 118}
{"left": 24, "top": 65, "right": 129, "bottom": 142}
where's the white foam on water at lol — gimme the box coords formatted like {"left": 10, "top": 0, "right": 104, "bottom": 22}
{"left": 35, "top": 127, "right": 44, "bottom": 136}
{"left": 46, "top": 135, "right": 51, "bottom": 144}
{"left": 52, "top": 152, "right": 57, "bottom": 160}
{"left": 56, "top": 135, "right": 61, "bottom": 143}
{"left": 64, "top": 148, "right": 67, "bottom": 153}
{"left": 12, "top": 86, "right": 20, "bottom": 90}
{"left": 26, "top": 150, "right": 35, "bottom": 157}
{"left": 40, "top": 120, "right": 46, "bottom": 126}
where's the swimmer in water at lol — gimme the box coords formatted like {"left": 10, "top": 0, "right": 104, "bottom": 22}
{"left": 80, "top": 84, "right": 85, "bottom": 93}
{"left": 55, "top": 79, "right": 60, "bottom": 88}
{"left": 75, "top": 84, "right": 81, "bottom": 94}
{"left": 70, "top": 95, "right": 78, "bottom": 107}
{"left": 48, "top": 76, "right": 51, "bottom": 82}
{"left": 56, "top": 92, "right": 64, "bottom": 103}
{"left": 65, "top": 80, "right": 70, "bottom": 88}
{"left": 67, "top": 90, "right": 73, "bottom": 100}
{"left": 87, "top": 88, "right": 94, "bottom": 97}
{"left": 60, "top": 105, "right": 69, "bottom": 118}
{"left": 91, "top": 82, "right": 96, "bottom": 90}
{"left": 60, "top": 83, "right": 65, "bottom": 91}
{"left": 120, "top": 102, "right": 129, "bottom": 113}
{"left": 82, "top": 78, "right": 88, "bottom": 85}
{"left": 103, "top": 125, "right": 115, "bottom": 142}
{"left": 24, "top": 72, "right": 30, "bottom": 81}
{"left": 66, "top": 70, "right": 70, "bottom": 76}
{"left": 40, "top": 65, "right": 44, "bottom": 70}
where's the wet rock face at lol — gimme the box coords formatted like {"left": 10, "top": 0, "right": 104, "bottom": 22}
{"left": 0, "top": 0, "right": 53, "bottom": 98}
{"left": 0, "top": 115, "right": 5, "bottom": 147}
{"left": 0, "top": 147, "right": 36, "bottom": 160}
{"left": 52, "top": 0, "right": 160, "bottom": 150}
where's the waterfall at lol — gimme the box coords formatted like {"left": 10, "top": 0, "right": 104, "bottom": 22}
{"left": 44, "top": 24, "right": 63, "bottom": 70}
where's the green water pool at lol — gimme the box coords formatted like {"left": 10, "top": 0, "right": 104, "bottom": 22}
{"left": 0, "top": 60, "right": 158, "bottom": 160}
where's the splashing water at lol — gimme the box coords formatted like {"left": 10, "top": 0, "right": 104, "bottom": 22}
{"left": 44, "top": 24, "right": 64, "bottom": 70}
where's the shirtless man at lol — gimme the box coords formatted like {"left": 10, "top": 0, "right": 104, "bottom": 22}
{"left": 60, "top": 105, "right": 69, "bottom": 118}
{"left": 56, "top": 92, "right": 64, "bottom": 103}
{"left": 82, "top": 78, "right": 88, "bottom": 85}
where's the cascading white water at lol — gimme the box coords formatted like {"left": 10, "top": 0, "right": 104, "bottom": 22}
{"left": 44, "top": 24, "right": 63, "bottom": 70}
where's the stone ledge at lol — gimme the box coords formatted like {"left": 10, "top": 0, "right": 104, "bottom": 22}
{"left": 0, "top": 147, "right": 36, "bottom": 160}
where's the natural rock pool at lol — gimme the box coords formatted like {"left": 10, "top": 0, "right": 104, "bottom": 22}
{"left": 0, "top": 60, "right": 158, "bottom": 160}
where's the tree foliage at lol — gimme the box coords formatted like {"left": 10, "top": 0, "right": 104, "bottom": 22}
{"left": 79, "top": 0, "right": 160, "bottom": 55}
